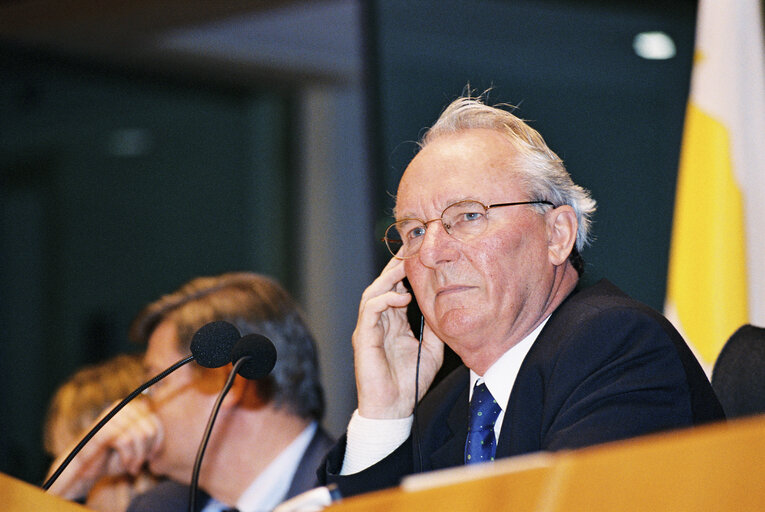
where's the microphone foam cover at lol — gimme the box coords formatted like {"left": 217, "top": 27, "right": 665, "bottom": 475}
{"left": 231, "top": 334, "right": 277, "bottom": 380}
{"left": 190, "top": 321, "right": 241, "bottom": 368}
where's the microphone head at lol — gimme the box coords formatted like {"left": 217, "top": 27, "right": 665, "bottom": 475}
{"left": 230, "top": 334, "right": 277, "bottom": 380}
{"left": 190, "top": 321, "right": 241, "bottom": 368}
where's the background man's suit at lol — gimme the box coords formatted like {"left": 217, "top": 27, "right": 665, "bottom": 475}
{"left": 129, "top": 427, "right": 335, "bottom": 512}
{"left": 321, "top": 280, "right": 724, "bottom": 497}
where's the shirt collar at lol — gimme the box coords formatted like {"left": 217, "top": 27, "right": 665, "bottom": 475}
{"left": 232, "top": 421, "right": 317, "bottom": 512}
{"left": 469, "top": 316, "right": 550, "bottom": 410}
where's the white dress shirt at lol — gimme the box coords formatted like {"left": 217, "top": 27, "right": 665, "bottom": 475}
{"left": 204, "top": 422, "right": 318, "bottom": 512}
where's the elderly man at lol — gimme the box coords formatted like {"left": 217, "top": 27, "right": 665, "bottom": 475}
{"left": 48, "top": 272, "right": 334, "bottom": 512}
{"left": 321, "top": 94, "right": 724, "bottom": 496}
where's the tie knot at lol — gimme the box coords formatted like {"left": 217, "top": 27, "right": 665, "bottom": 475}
{"left": 468, "top": 382, "right": 501, "bottom": 432}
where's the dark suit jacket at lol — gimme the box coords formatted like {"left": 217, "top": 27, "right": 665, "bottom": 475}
{"left": 128, "top": 426, "right": 335, "bottom": 512}
{"left": 321, "top": 279, "right": 725, "bottom": 497}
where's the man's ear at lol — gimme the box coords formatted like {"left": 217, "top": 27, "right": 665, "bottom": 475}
{"left": 194, "top": 365, "right": 264, "bottom": 410}
{"left": 195, "top": 366, "right": 247, "bottom": 406}
{"left": 220, "top": 373, "right": 252, "bottom": 409}
{"left": 546, "top": 205, "right": 578, "bottom": 266}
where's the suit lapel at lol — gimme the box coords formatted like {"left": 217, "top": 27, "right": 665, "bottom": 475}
{"left": 285, "top": 427, "right": 335, "bottom": 499}
{"left": 494, "top": 289, "right": 578, "bottom": 459}
{"left": 429, "top": 385, "right": 469, "bottom": 469}
{"left": 495, "top": 393, "right": 516, "bottom": 459}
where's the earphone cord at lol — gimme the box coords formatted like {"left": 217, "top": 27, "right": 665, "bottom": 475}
{"left": 413, "top": 315, "right": 424, "bottom": 472}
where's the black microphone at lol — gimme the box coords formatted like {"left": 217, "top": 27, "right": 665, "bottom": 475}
{"left": 230, "top": 333, "right": 278, "bottom": 380}
{"left": 189, "top": 333, "right": 277, "bottom": 512}
{"left": 42, "top": 321, "right": 241, "bottom": 491}
{"left": 191, "top": 321, "right": 242, "bottom": 368}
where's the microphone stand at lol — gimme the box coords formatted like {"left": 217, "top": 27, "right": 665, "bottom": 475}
{"left": 188, "top": 356, "right": 250, "bottom": 512}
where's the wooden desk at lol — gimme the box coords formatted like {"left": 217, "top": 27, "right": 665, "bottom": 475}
{"left": 328, "top": 414, "right": 765, "bottom": 511}
{"left": 1, "top": 471, "right": 90, "bottom": 511}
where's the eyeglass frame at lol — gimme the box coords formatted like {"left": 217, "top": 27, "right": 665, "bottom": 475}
{"left": 383, "top": 199, "right": 555, "bottom": 259}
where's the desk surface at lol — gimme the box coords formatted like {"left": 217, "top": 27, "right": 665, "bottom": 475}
{"left": 0, "top": 472, "right": 90, "bottom": 511}
{"left": 328, "top": 414, "right": 765, "bottom": 512}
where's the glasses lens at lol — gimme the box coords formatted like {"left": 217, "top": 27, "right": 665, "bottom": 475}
{"left": 384, "top": 223, "right": 404, "bottom": 257}
{"left": 385, "top": 221, "right": 424, "bottom": 259}
{"left": 442, "top": 200, "right": 488, "bottom": 240}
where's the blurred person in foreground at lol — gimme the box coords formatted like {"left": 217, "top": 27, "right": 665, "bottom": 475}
{"left": 320, "top": 93, "right": 725, "bottom": 496}
{"left": 48, "top": 272, "right": 334, "bottom": 511}
{"left": 44, "top": 353, "right": 159, "bottom": 512}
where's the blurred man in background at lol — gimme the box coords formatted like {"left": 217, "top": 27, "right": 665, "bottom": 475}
{"left": 49, "top": 272, "right": 334, "bottom": 512}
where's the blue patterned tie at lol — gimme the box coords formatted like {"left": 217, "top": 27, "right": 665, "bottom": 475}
{"left": 465, "top": 381, "right": 502, "bottom": 464}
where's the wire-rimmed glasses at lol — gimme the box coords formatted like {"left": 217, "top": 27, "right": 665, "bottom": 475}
{"left": 383, "top": 199, "right": 554, "bottom": 259}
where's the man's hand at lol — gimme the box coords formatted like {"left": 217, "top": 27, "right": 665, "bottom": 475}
{"left": 46, "top": 398, "right": 162, "bottom": 501}
{"left": 353, "top": 255, "right": 444, "bottom": 419}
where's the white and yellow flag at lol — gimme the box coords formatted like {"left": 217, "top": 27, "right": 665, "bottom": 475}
{"left": 666, "top": 0, "right": 765, "bottom": 372}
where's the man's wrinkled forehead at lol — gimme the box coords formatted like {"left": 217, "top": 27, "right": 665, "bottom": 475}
{"left": 395, "top": 128, "right": 523, "bottom": 208}
{"left": 394, "top": 163, "right": 523, "bottom": 222}
{"left": 393, "top": 149, "right": 470, "bottom": 219}
{"left": 393, "top": 191, "right": 473, "bottom": 220}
